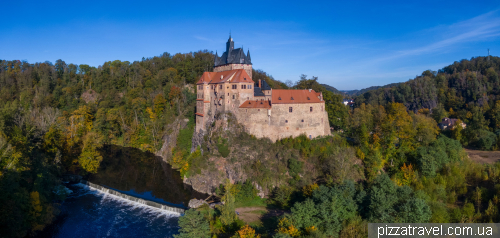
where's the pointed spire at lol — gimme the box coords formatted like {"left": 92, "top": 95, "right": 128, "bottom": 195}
{"left": 214, "top": 51, "right": 219, "bottom": 66}
{"left": 247, "top": 49, "right": 251, "bottom": 64}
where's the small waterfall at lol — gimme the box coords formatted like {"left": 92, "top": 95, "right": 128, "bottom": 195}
{"left": 79, "top": 180, "right": 185, "bottom": 215}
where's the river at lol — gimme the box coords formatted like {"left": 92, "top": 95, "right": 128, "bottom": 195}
{"left": 37, "top": 145, "right": 207, "bottom": 238}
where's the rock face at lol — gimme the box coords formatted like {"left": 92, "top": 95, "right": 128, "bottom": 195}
{"left": 188, "top": 199, "right": 208, "bottom": 208}
{"left": 190, "top": 129, "right": 205, "bottom": 153}
{"left": 184, "top": 112, "right": 270, "bottom": 197}
{"left": 156, "top": 118, "right": 188, "bottom": 162}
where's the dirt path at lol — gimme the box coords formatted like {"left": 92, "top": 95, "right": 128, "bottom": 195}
{"left": 235, "top": 207, "right": 286, "bottom": 223}
{"left": 466, "top": 149, "right": 500, "bottom": 164}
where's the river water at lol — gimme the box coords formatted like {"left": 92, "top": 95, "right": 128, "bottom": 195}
{"left": 37, "top": 145, "right": 207, "bottom": 238}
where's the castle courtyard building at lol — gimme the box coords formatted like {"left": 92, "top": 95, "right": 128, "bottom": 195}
{"left": 195, "top": 36, "right": 330, "bottom": 141}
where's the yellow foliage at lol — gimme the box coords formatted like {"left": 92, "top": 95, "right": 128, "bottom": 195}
{"left": 417, "top": 108, "right": 430, "bottom": 116}
{"left": 302, "top": 183, "right": 319, "bottom": 197}
{"left": 146, "top": 107, "right": 156, "bottom": 120}
{"left": 305, "top": 226, "right": 317, "bottom": 234}
{"left": 277, "top": 218, "right": 301, "bottom": 237}
{"left": 30, "top": 191, "right": 43, "bottom": 219}
{"left": 400, "top": 163, "right": 416, "bottom": 186}
{"left": 237, "top": 225, "right": 261, "bottom": 238}
{"left": 356, "top": 148, "right": 365, "bottom": 160}
{"left": 172, "top": 150, "right": 185, "bottom": 168}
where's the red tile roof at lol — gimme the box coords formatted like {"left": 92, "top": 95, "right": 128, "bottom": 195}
{"left": 196, "top": 69, "right": 254, "bottom": 85}
{"left": 271, "top": 89, "right": 323, "bottom": 104}
{"left": 239, "top": 100, "right": 272, "bottom": 109}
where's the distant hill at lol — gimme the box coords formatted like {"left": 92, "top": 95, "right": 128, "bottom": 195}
{"left": 340, "top": 82, "right": 404, "bottom": 96}
{"left": 320, "top": 84, "right": 342, "bottom": 95}
{"left": 354, "top": 56, "right": 500, "bottom": 112}
{"left": 321, "top": 82, "right": 404, "bottom": 97}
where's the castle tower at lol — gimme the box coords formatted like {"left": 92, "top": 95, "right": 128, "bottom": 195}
{"left": 214, "top": 36, "right": 253, "bottom": 79}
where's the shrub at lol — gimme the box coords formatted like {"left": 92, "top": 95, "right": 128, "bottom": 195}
{"left": 217, "top": 138, "right": 230, "bottom": 158}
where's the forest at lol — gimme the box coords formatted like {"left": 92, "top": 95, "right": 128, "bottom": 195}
{"left": 1, "top": 53, "right": 500, "bottom": 238}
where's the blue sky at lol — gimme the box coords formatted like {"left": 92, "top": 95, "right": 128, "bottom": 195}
{"left": 1, "top": 1, "right": 499, "bottom": 90}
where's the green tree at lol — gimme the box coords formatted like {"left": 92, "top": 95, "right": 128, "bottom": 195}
{"left": 431, "top": 103, "right": 448, "bottom": 123}
{"left": 220, "top": 180, "right": 237, "bottom": 226}
{"left": 174, "top": 209, "right": 210, "bottom": 238}
{"left": 78, "top": 132, "right": 103, "bottom": 173}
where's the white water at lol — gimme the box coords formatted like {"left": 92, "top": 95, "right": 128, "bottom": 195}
{"left": 75, "top": 181, "right": 184, "bottom": 216}
{"left": 41, "top": 183, "right": 182, "bottom": 238}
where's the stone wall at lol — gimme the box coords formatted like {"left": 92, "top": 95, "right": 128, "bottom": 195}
{"left": 237, "top": 102, "right": 330, "bottom": 141}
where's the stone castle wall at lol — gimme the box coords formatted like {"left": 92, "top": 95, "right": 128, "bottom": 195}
{"left": 237, "top": 102, "right": 330, "bottom": 141}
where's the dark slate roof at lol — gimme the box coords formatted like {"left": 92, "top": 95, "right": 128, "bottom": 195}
{"left": 254, "top": 87, "right": 265, "bottom": 97}
{"left": 260, "top": 80, "right": 271, "bottom": 91}
{"left": 214, "top": 36, "right": 252, "bottom": 67}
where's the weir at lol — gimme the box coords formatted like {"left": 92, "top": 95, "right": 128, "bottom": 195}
{"left": 79, "top": 180, "right": 185, "bottom": 215}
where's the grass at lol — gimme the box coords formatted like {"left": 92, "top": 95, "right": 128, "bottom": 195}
{"left": 235, "top": 197, "right": 267, "bottom": 208}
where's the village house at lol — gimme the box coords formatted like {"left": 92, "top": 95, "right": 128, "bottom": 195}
{"left": 195, "top": 36, "right": 330, "bottom": 141}
{"left": 438, "top": 117, "right": 466, "bottom": 130}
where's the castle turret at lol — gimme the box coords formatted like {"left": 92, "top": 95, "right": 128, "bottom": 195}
{"left": 226, "top": 36, "right": 234, "bottom": 55}
{"left": 214, "top": 35, "right": 253, "bottom": 79}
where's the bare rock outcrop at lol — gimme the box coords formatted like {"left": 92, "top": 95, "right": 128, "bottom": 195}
{"left": 188, "top": 199, "right": 208, "bottom": 208}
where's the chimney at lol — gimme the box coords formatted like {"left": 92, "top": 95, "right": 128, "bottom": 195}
{"left": 259, "top": 79, "right": 261, "bottom": 88}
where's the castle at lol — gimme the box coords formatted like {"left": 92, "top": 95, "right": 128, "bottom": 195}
{"left": 195, "top": 36, "right": 330, "bottom": 141}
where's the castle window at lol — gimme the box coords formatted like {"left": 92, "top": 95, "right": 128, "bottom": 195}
{"left": 232, "top": 95, "right": 235, "bottom": 99}
{"left": 310, "top": 107, "right": 313, "bottom": 112}
{"left": 219, "top": 85, "right": 222, "bottom": 89}
{"left": 228, "top": 93, "right": 229, "bottom": 96}
{"left": 241, "top": 85, "right": 246, "bottom": 89}
{"left": 211, "top": 85, "right": 213, "bottom": 89}
{"left": 289, "top": 107, "right": 293, "bottom": 113}
{"left": 247, "top": 97, "right": 249, "bottom": 100}
{"left": 232, "top": 85, "right": 237, "bottom": 89}
{"left": 309, "top": 135, "right": 312, "bottom": 139}
{"left": 248, "top": 85, "right": 252, "bottom": 89}
{"left": 285, "top": 120, "right": 288, "bottom": 123}
{"left": 258, "top": 109, "right": 260, "bottom": 111}
{"left": 301, "top": 119, "right": 304, "bottom": 122}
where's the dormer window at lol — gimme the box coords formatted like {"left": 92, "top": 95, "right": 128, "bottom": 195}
{"left": 220, "top": 75, "right": 223, "bottom": 79}
{"left": 307, "top": 97, "right": 310, "bottom": 100}
{"left": 291, "top": 97, "right": 294, "bottom": 100}
{"left": 244, "top": 78, "right": 246, "bottom": 80}
{"left": 278, "top": 97, "right": 281, "bottom": 100}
